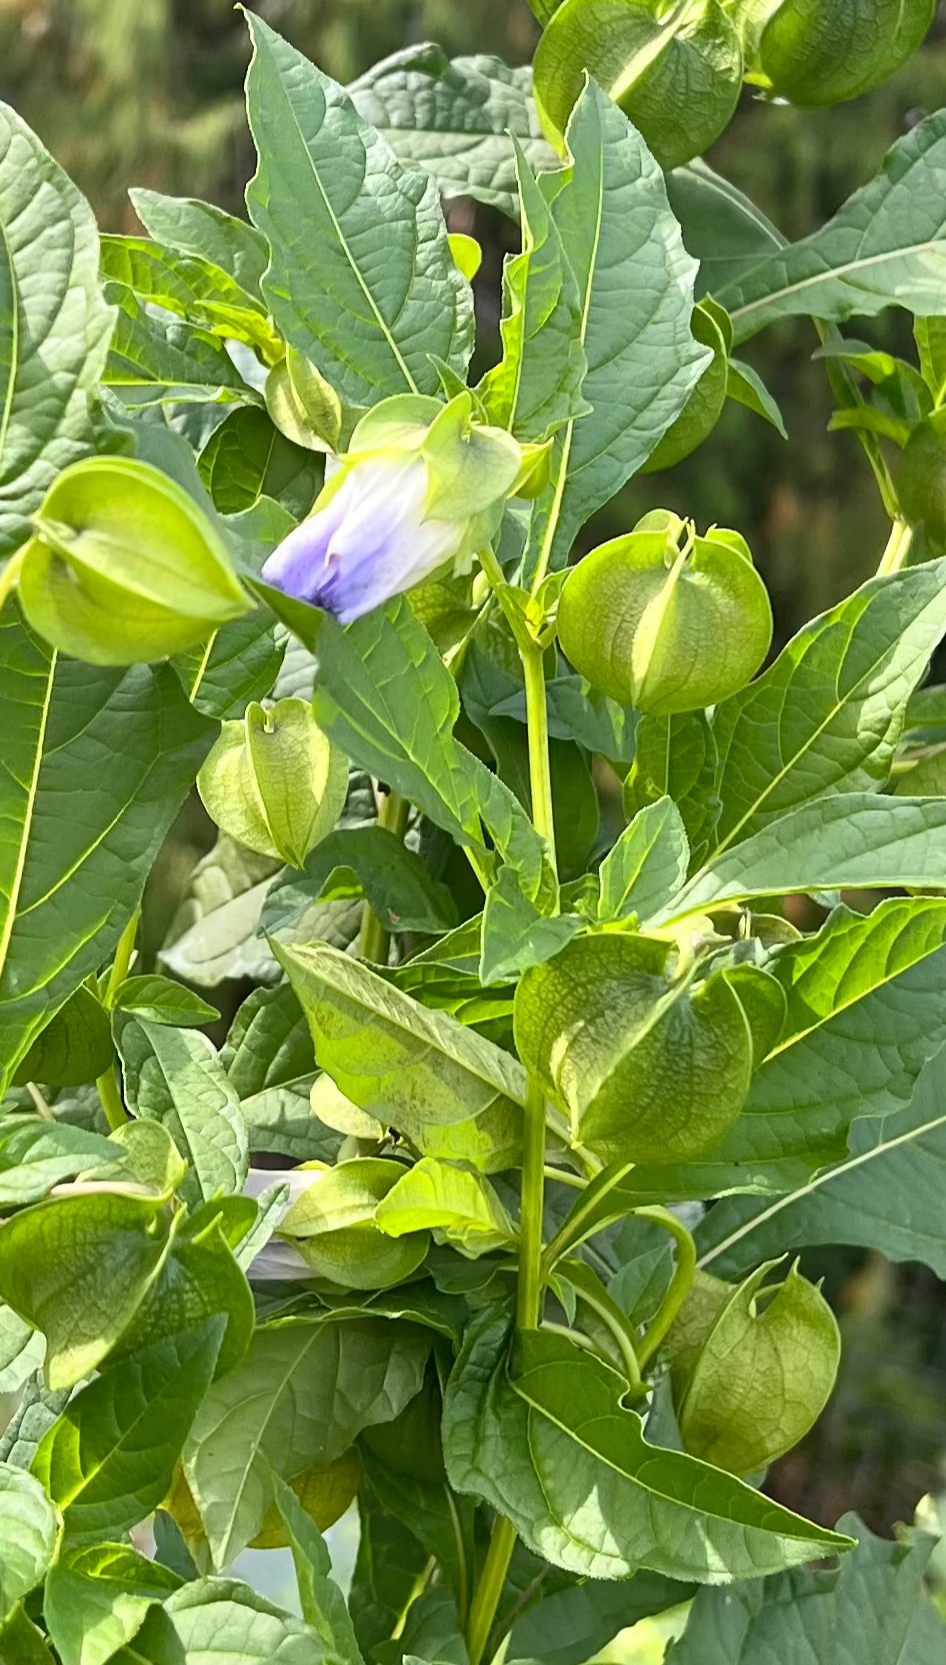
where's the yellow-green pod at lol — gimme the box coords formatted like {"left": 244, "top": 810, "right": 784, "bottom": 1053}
{"left": 557, "top": 514, "right": 772, "bottom": 715}
{"left": 19, "top": 456, "right": 250, "bottom": 665}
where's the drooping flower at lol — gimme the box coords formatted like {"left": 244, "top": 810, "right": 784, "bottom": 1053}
{"left": 261, "top": 390, "right": 542, "bottom": 625}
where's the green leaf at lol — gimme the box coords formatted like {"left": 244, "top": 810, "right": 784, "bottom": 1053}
{"left": 271, "top": 1476, "right": 364, "bottom": 1663}
{"left": 33, "top": 1319, "right": 223, "bottom": 1542}
{"left": 275, "top": 940, "right": 526, "bottom": 1142}
{"left": 264, "top": 825, "right": 460, "bottom": 939}
{"left": 532, "top": 79, "right": 709, "bottom": 573}
{"left": 113, "top": 976, "right": 220, "bottom": 1029}
{"left": 0, "top": 1118, "right": 118, "bottom": 1207}
{"left": 480, "top": 866, "right": 584, "bottom": 985}
{"left": 665, "top": 161, "right": 786, "bottom": 301}
{"left": 0, "top": 609, "right": 214, "bottom": 1095}
{"left": 623, "top": 711, "right": 720, "bottom": 870}
{"left": 479, "top": 147, "right": 586, "bottom": 442}
{"left": 100, "top": 235, "right": 276, "bottom": 358}
{"left": 263, "top": 591, "right": 547, "bottom": 896}
{"left": 443, "top": 1307, "right": 851, "bottom": 1581}
{"left": 0, "top": 1374, "right": 70, "bottom": 1469}
{"left": 103, "top": 281, "right": 254, "bottom": 407}
{"left": 504, "top": 1570, "right": 689, "bottom": 1665}
{"left": 715, "top": 898, "right": 946, "bottom": 1165}
{"left": 44, "top": 1541, "right": 181, "bottom": 1665}
{"left": 0, "top": 1305, "right": 44, "bottom": 1393}
{"left": 143, "top": 1577, "right": 336, "bottom": 1665}
{"left": 0, "top": 101, "right": 114, "bottom": 559}
{"left": 726, "top": 358, "right": 788, "bottom": 438}
{"left": 665, "top": 1514, "right": 946, "bottom": 1665}
{"left": 597, "top": 797, "right": 689, "bottom": 923}
{"left": 376, "top": 1157, "right": 514, "bottom": 1255}
{"left": 160, "top": 836, "right": 283, "bottom": 989}
{"left": 514, "top": 934, "right": 753, "bottom": 1165}
{"left": 699, "top": 1050, "right": 946, "bottom": 1281}
{"left": 198, "top": 407, "right": 318, "bottom": 518}
{"left": 12, "top": 985, "right": 113, "bottom": 1090}
{"left": 915, "top": 315, "right": 946, "bottom": 407}
{"left": 0, "top": 1463, "right": 60, "bottom": 1625}
{"left": 711, "top": 558, "right": 946, "bottom": 850}
{"left": 221, "top": 984, "right": 337, "bottom": 1163}
{"left": 108, "top": 1211, "right": 254, "bottom": 1381}
{"left": 244, "top": 13, "right": 472, "bottom": 405}
{"left": 718, "top": 111, "right": 946, "bottom": 342}
{"left": 114, "top": 1016, "right": 248, "bottom": 1202}
{"left": 0, "top": 1606, "right": 53, "bottom": 1663}
{"left": 173, "top": 612, "right": 286, "bottom": 723}
{"left": 183, "top": 1315, "right": 430, "bottom": 1568}
{"left": 0, "top": 1190, "right": 173, "bottom": 1389}
{"left": 665, "top": 794, "right": 946, "bottom": 920}
{"left": 348, "top": 48, "right": 556, "bottom": 219}
{"left": 350, "top": 1489, "right": 430, "bottom": 1658}
{"left": 130, "top": 188, "right": 269, "bottom": 294}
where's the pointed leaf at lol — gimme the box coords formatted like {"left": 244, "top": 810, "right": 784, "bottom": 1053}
{"left": 597, "top": 797, "right": 689, "bottom": 923}
{"left": 114, "top": 1016, "right": 248, "bottom": 1201}
{"left": 0, "top": 1464, "right": 60, "bottom": 1625}
{"left": 0, "top": 609, "right": 214, "bottom": 1095}
{"left": 244, "top": 14, "right": 472, "bottom": 404}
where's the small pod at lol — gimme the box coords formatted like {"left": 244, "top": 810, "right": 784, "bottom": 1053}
{"left": 666, "top": 1260, "right": 841, "bottom": 1476}
{"left": 19, "top": 456, "right": 250, "bottom": 665}
{"left": 557, "top": 512, "right": 772, "bottom": 715}
{"left": 750, "top": 0, "right": 934, "bottom": 107}
{"left": 197, "top": 697, "right": 348, "bottom": 869}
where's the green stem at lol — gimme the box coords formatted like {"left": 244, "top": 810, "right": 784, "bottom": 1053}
{"left": 543, "top": 1164, "right": 585, "bottom": 1191}
{"left": 876, "top": 516, "right": 914, "bottom": 577}
{"left": 466, "top": 1515, "right": 517, "bottom": 1665}
{"left": 560, "top": 1262, "right": 643, "bottom": 1389}
{"left": 104, "top": 910, "right": 139, "bottom": 1008}
{"left": 635, "top": 1206, "right": 697, "bottom": 1371}
{"left": 97, "top": 1064, "right": 128, "bottom": 1132}
{"left": 518, "top": 1075, "right": 548, "bottom": 1331}
{"left": 359, "top": 789, "right": 409, "bottom": 963}
{"left": 521, "top": 641, "right": 557, "bottom": 879}
{"left": 541, "top": 1161, "right": 634, "bottom": 1277}
{"left": 815, "top": 320, "right": 899, "bottom": 517}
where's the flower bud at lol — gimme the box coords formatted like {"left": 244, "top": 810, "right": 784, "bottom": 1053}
{"left": 557, "top": 511, "right": 772, "bottom": 715}
{"left": 747, "top": 0, "right": 934, "bottom": 106}
{"left": 18, "top": 456, "right": 251, "bottom": 665}
{"left": 666, "top": 1261, "right": 840, "bottom": 1476}
{"left": 197, "top": 697, "right": 347, "bottom": 869}
{"left": 261, "top": 390, "right": 527, "bottom": 625}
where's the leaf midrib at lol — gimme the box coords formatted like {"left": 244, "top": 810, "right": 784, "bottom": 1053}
{"left": 700, "top": 1104, "right": 946, "bottom": 1272}
{"left": 0, "top": 647, "right": 55, "bottom": 981}
{"left": 731, "top": 235, "right": 946, "bottom": 328}
{"left": 251, "top": 23, "right": 419, "bottom": 395}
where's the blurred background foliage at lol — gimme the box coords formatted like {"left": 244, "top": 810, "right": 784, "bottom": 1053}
{"left": 3, "top": 0, "right": 945, "bottom": 1548}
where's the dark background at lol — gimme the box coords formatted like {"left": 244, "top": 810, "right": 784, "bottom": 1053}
{"left": 5, "top": 0, "right": 945, "bottom": 1540}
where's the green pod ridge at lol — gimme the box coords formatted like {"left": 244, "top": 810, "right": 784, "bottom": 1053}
{"left": 534, "top": 0, "right": 744, "bottom": 171}
{"left": 19, "top": 456, "right": 251, "bottom": 666}
{"left": 557, "top": 514, "right": 772, "bottom": 715}
{"left": 278, "top": 1157, "right": 430, "bottom": 1290}
{"left": 513, "top": 933, "right": 755, "bottom": 1165}
{"left": 197, "top": 696, "right": 348, "bottom": 868}
{"left": 753, "top": 0, "right": 935, "bottom": 108}
{"left": 666, "top": 1260, "right": 841, "bottom": 1476}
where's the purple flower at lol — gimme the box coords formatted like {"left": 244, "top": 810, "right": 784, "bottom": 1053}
{"left": 261, "top": 452, "right": 462, "bottom": 626}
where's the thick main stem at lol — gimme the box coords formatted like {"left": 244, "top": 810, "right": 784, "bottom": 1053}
{"left": 466, "top": 1516, "right": 517, "bottom": 1665}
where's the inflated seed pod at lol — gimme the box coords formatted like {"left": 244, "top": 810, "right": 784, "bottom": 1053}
{"left": 557, "top": 512, "right": 772, "bottom": 715}
{"left": 277, "top": 1158, "right": 429, "bottom": 1291}
{"left": 197, "top": 697, "right": 348, "bottom": 869}
{"left": 666, "top": 1260, "right": 841, "bottom": 1476}
{"left": 19, "top": 456, "right": 250, "bottom": 665}
{"left": 749, "top": 0, "right": 935, "bottom": 107}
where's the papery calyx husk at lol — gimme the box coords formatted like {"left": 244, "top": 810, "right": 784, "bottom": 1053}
{"left": 557, "top": 509, "right": 772, "bottom": 715}
{"left": 18, "top": 456, "right": 251, "bottom": 666}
